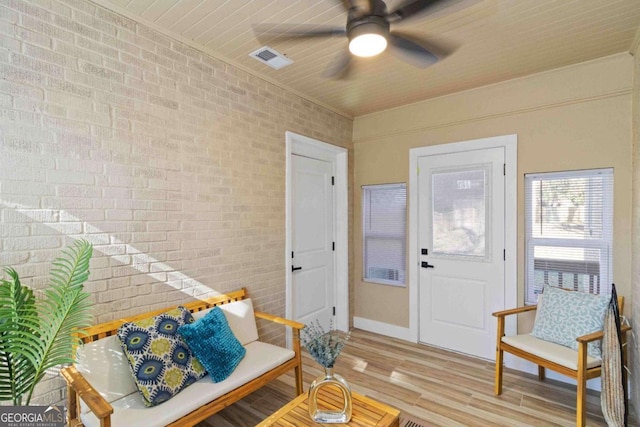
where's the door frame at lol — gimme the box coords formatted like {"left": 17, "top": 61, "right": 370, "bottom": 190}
{"left": 285, "top": 132, "right": 349, "bottom": 337}
{"left": 408, "top": 134, "right": 518, "bottom": 345}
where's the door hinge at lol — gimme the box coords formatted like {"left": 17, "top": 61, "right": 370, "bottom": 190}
{"left": 503, "top": 163, "right": 506, "bottom": 176}
{"left": 331, "top": 176, "right": 335, "bottom": 186}
{"left": 503, "top": 249, "right": 506, "bottom": 261}
{"left": 332, "top": 242, "right": 335, "bottom": 251}
{"left": 333, "top": 306, "right": 336, "bottom": 316}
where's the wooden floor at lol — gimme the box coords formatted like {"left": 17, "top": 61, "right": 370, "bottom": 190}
{"left": 198, "top": 329, "right": 637, "bottom": 427}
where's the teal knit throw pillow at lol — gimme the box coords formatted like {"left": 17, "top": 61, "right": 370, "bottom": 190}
{"left": 178, "top": 306, "right": 246, "bottom": 383}
{"left": 117, "top": 306, "right": 207, "bottom": 407}
{"left": 531, "top": 285, "right": 609, "bottom": 358}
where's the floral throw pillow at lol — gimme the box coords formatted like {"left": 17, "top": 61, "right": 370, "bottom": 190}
{"left": 531, "top": 285, "right": 610, "bottom": 358}
{"left": 117, "top": 306, "right": 206, "bottom": 406}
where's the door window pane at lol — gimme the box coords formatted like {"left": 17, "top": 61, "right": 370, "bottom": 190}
{"left": 431, "top": 168, "right": 488, "bottom": 258}
{"left": 362, "top": 184, "right": 406, "bottom": 286}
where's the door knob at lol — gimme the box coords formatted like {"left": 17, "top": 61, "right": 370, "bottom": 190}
{"left": 421, "top": 261, "right": 434, "bottom": 269}
{"left": 292, "top": 266, "right": 302, "bottom": 272}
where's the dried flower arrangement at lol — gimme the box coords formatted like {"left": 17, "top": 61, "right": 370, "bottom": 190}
{"left": 301, "top": 320, "right": 351, "bottom": 368}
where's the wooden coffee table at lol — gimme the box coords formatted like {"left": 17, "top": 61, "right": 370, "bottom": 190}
{"left": 257, "top": 386, "right": 400, "bottom": 426}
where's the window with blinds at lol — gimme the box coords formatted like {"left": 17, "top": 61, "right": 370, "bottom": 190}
{"left": 362, "top": 183, "right": 407, "bottom": 286}
{"left": 524, "top": 168, "right": 613, "bottom": 305}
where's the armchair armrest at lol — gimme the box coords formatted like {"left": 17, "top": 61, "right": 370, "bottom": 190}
{"left": 492, "top": 305, "right": 538, "bottom": 318}
{"left": 494, "top": 305, "right": 539, "bottom": 351}
{"left": 576, "top": 323, "right": 632, "bottom": 344}
{"left": 61, "top": 365, "right": 113, "bottom": 422}
{"left": 254, "top": 311, "right": 304, "bottom": 330}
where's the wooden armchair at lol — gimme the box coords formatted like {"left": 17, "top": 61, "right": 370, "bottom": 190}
{"left": 493, "top": 295, "right": 630, "bottom": 427}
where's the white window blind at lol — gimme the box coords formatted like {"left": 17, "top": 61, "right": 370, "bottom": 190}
{"left": 524, "top": 168, "right": 613, "bottom": 305}
{"left": 362, "top": 183, "right": 407, "bottom": 286}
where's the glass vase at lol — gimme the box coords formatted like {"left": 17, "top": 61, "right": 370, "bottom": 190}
{"left": 307, "top": 367, "right": 352, "bottom": 423}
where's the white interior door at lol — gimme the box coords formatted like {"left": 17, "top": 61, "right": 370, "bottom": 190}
{"left": 418, "top": 147, "right": 505, "bottom": 359}
{"left": 291, "top": 154, "right": 335, "bottom": 330}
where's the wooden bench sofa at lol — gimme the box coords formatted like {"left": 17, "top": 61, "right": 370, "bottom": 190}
{"left": 61, "top": 288, "right": 304, "bottom": 427}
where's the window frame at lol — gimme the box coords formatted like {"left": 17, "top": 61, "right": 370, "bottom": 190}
{"left": 524, "top": 168, "right": 613, "bottom": 305}
{"left": 362, "top": 183, "right": 407, "bottom": 287}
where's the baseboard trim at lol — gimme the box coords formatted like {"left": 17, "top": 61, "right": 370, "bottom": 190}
{"left": 353, "top": 317, "right": 414, "bottom": 342}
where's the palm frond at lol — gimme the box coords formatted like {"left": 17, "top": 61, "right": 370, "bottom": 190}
{"left": 24, "top": 240, "right": 93, "bottom": 404}
{"left": 0, "top": 240, "right": 93, "bottom": 405}
{"left": 0, "top": 269, "right": 38, "bottom": 404}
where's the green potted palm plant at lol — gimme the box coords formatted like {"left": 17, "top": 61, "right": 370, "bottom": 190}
{"left": 0, "top": 239, "right": 93, "bottom": 405}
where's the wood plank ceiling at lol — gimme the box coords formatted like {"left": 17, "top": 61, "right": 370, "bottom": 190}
{"left": 93, "top": 0, "right": 640, "bottom": 118}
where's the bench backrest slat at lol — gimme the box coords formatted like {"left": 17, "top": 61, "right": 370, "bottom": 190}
{"left": 82, "top": 288, "right": 247, "bottom": 343}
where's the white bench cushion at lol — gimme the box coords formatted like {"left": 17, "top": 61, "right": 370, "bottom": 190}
{"left": 75, "top": 335, "right": 138, "bottom": 405}
{"left": 79, "top": 341, "right": 294, "bottom": 427}
{"left": 502, "top": 334, "right": 601, "bottom": 370}
{"left": 192, "top": 298, "right": 259, "bottom": 346}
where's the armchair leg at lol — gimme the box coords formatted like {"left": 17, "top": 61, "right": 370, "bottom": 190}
{"left": 495, "top": 315, "right": 505, "bottom": 396}
{"left": 576, "top": 374, "right": 586, "bottom": 427}
{"left": 495, "top": 347, "right": 504, "bottom": 395}
{"left": 576, "top": 343, "right": 587, "bottom": 427}
{"left": 538, "top": 366, "right": 545, "bottom": 381}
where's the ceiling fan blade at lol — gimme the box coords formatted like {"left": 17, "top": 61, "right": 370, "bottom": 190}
{"left": 387, "top": 0, "right": 465, "bottom": 23}
{"left": 322, "top": 50, "right": 353, "bottom": 80}
{"left": 253, "top": 24, "right": 346, "bottom": 40}
{"left": 388, "top": 33, "right": 439, "bottom": 68}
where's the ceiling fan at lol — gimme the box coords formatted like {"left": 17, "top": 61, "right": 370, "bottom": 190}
{"left": 253, "top": 0, "right": 461, "bottom": 78}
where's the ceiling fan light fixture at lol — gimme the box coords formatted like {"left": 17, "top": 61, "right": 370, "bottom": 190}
{"left": 348, "top": 21, "right": 388, "bottom": 57}
{"left": 349, "top": 33, "right": 387, "bottom": 57}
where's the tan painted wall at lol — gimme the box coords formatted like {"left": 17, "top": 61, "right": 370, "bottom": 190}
{"left": 630, "top": 37, "right": 640, "bottom": 416}
{"left": 353, "top": 54, "right": 634, "bottom": 329}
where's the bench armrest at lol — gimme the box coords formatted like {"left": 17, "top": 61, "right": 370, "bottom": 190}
{"left": 254, "top": 310, "right": 305, "bottom": 395}
{"left": 254, "top": 311, "right": 305, "bottom": 330}
{"left": 61, "top": 365, "right": 113, "bottom": 422}
{"left": 492, "top": 305, "right": 538, "bottom": 318}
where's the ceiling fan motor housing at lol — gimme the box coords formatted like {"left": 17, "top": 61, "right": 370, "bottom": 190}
{"left": 347, "top": 15, "right": 390, "bottom": 42}
{"left": 347, "top": 15, "right": 390, "bottom": 57}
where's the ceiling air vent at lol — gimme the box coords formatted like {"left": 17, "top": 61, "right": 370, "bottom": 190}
{"left": 249, "top": 46, "right": 293, "bottom": 70}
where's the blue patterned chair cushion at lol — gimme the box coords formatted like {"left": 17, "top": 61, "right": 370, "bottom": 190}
{"left": 531, "top": 285, "right": 609, "bottom": 358}
{"left": 117, "top": 306, "right": 206, "bottom": 406}
{"left": 178, "top": 306, "right": 246, "bottom": 383}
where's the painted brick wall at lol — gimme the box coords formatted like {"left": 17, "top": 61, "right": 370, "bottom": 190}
{"left": 0, "top": 0, "right": 353, "bottom": 405}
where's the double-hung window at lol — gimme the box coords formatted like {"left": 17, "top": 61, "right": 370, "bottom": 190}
{"left": 362, "top": 183, "right": 407, "bottom": 286}
{"left": 524, "top": 168, "right": 613, "bottom": 304}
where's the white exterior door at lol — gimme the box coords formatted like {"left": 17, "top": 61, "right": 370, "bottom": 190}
{"left": 418, "top": 147, "right": 505, "bottom": 359}
{"left": 291, "top": 154, "right": 335, "bottom": 330}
